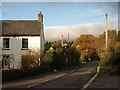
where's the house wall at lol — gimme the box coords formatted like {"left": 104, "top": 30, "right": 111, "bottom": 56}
{"left": 2, "top": 36, "right": 40, "bottom": 69}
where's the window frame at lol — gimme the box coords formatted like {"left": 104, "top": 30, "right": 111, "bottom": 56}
{"left": 22, "top": 38, "right": 28, "bottom": 50}
{"left": 3, "top": 38, "right": 10, "bottom": 50}
{"left": 2, "top": 54, "right": 10, "bottom": 69}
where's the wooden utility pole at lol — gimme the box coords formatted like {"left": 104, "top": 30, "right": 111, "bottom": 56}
{"left": 61, "top": 34, "right": 64, "bottom": 46}
{"left": 38, "top": 11, "right": 45, "bottom": 66}
{"left": 38, "top": 11, "right": 44, "bottom": 51}
{"left": 105, "top": 13, "right": 108, "bottom": 51}
{"left": 68, "top": 33, "right": 70, "bottom": 43}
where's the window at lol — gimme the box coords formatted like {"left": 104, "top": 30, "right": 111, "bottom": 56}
{"left": 22, "top": 38, "right": 28, "bottom": 49}
{"left": 2, "top": 55, "right": 10, "bottom": 69}
{"left": 3, "top": 38, "right": 9, "bottom": 49}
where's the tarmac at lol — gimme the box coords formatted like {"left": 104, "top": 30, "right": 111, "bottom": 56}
{"left": 88, "top": 73, "right": 120, "bottom": 89}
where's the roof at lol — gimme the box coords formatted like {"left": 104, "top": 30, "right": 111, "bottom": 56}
{"left": 1, "top": 20, "right": 41, "bottom": 36}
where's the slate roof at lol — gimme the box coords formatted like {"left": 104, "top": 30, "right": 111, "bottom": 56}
{"left": 1, "top": 20, "right": 41, "bottom": 36}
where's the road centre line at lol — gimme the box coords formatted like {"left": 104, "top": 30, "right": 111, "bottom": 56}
{"left": 27, "top": 73, "right": 67, "bottom": 88}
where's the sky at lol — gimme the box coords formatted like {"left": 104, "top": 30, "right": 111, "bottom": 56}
{"left": 1, "top": 2, "right": 119, "bottom": 41}
{"left": 1, "top": 0, "right": 120, "bottom": 2}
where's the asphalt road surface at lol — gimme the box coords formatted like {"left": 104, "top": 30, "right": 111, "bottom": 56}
{"left": 2, "top": 61, "right": 99, "bottom": 89}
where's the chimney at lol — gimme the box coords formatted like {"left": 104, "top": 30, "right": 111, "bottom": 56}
{"left": 38, "top": 11, "right": 43, "bottom": 23}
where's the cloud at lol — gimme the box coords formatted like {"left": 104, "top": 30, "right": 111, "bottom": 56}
{"left": 44, "top": 22, "right": 104, "bottom": 41}
{"left": 44, "top": 18, "right": 118, "bottom": 41}
{"left": 109, "top": 17, "right": 118, "bottom": 30}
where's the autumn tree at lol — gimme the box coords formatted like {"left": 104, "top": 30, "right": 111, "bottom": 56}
{"left": 51, "top": 39, "right": 68, "bottom": 49}
{"left": 94, "top": 30, "right": 118, "bottom": 52}
{"left": 51, "top": 40, "right": 61, "bottom": 49}
{"left": 96, "top": 30, "right": 120, "bottom": 75}
{"left": 72, "top": 34, "right": 97, "bottom": 62}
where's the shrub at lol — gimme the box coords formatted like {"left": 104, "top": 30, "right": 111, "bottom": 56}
{"left": 70, "top": 47, "right": 80, "bottom": 64}
{"left": 40, "top": 48, "right": 55, "bottom": 71}
{"left": 51, "top": 47, "right": 65, "bottom": 69}
{"left": 42, "top": 46, "right": 80, "bottom": 70}
{"left": 22, "top": 49, "right": 40, "bottom": 70}
{"left": 99, "top": 43, "right": 120, "bottom": 75}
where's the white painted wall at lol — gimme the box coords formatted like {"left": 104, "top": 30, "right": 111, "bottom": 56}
{"left": 2, "top": 36, "right": 40, "bottom": 69}
{"left": 28, "top": 37, "right": 40, "bottom": 49}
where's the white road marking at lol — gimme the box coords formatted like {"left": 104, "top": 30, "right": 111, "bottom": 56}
{"left": 27, "top": 73, "right": 67, "bottom": 88}
{"left": 42, "top": 79, "right": 50, "bottom": 83}
{"left": 27, "top": 83, "right": 39, "bottom": 88}
{"left": 3, "top": 79, "right": 42, "bottom": 88}
{"left": 81, "top": 66, "right": 100, "bottom": 90}
{"left": 6, "top": 82, "right": 31, "bottom": 87}
{"left": 55, "top": 73, "right": 66, "bottom": 78}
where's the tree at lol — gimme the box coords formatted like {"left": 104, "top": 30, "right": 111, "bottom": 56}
{"left": 99, "top": 42, "right": 120, "bottom": 75}
{"left": 52, "top": 47, "right": 65, "bottom": 69}
{"left": 40, "top": 47, "right": 55, "bottom": 71}
{"left": 94, "top": 30, "right": 118, "bottom": 51}
{"left": 51, "top": 40, "right": 61, "bottom": 49}
{"left": 44, "top": 41, "right": 52, "bottom": 52}
{"left": 51, "top": 39, "right": 68, "bottom": 49}
{"left": 97, "top": 30, "right": 120, "bottom": 75}
{"left": 72, "top": 34, "right": 97, "bottom": 62}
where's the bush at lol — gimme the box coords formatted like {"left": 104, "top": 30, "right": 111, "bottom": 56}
{"left": 40, "top": 48, "right": 55, "bottom": 71}
{"left": 22, "top": 49, "right": 40, "bottom": 70}
{"left": 41, "top": 46, "right": 80, "bottom": 70}
{"left": 70, "top": 47, "right": 80, "bottom": 64}
{"left": 99, "top": 43, "right": 120, "bottom": 75}
{"left": 106, "top": 51, "right": 120, "bottom": 75}
{"left": 49, "top": 47, "right": 65, "bottom": 69}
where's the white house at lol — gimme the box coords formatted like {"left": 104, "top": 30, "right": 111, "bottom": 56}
{"left": 0, "top": 12, "right": 45, "bottom": 70}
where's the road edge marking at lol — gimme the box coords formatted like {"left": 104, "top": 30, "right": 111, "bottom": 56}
{"left": 81, "top": 65, "right": 100, "bottom": 90}
{"left": 27, "top": 83, "right": 39, "bottom": 88}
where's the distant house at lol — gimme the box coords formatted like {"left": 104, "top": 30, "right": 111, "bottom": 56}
{"left": 0, "top": 12, "right": 45, "bottom": 69}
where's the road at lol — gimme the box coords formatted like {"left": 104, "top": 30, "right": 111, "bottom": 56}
{"left": 2, "top": 61, "right": 99, "bottom": 89}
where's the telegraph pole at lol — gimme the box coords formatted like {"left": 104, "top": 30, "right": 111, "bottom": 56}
{"left": 38, "top": 11, "right": 45, "bottom": 66}
{"left": 61, "top": 34, "right": 64, "bottom": 46}
{"left": 38, "top": 12, "right": 44, "bottom": 51}
{"left": 68, "top": 33, "right": 70, "bottom": 43}
{"left": 105, "top": 13, "right": 108, "bottom": 51}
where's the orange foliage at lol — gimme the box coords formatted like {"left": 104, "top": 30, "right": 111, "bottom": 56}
{"left": 51, "top": 40, "right": 61, "bottom": 48}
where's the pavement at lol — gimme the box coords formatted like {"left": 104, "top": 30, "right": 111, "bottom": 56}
{"left": 87, "top": 73, "right": 120, "bottom": 89}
